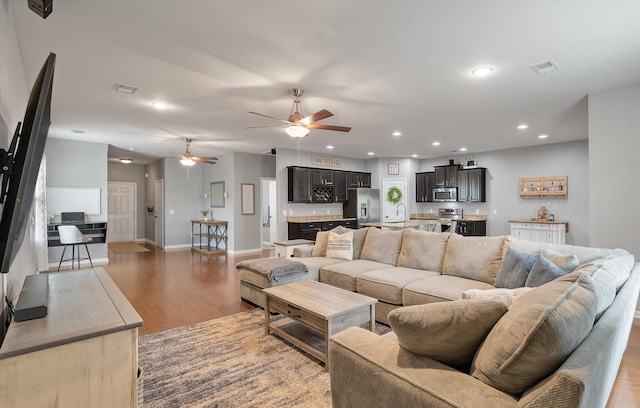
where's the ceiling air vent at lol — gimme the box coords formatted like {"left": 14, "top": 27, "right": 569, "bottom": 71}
{"left": 530, "top": 60, "right": 560, "bottom": 75}
{"left": 112, "top": 83, "right": 139, "bottom": 94}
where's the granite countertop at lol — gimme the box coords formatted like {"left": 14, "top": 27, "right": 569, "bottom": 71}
{"left": 410, "top": 213, "right": 488, "bottom": 221}
{"left": 287, "top": 215, "right": 357, "bottom": 223}
{"left": 508, "top": 218, "right": 568, "bottom": 224}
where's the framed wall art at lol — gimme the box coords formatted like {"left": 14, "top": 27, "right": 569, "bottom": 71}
{"left": 241, "top": 183, "right": 255, "bottom": 215}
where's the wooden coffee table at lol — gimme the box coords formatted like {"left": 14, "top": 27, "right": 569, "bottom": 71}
{"left": 263, "top": 280, "right": 377, "bottom": 372}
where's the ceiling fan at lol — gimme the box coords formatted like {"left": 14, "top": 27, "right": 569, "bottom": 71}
{"left": 176, "top": 138, "right": 218, "bottom": 166}
{"left": 246, "top": 89, "right": 351, "bottom": 138}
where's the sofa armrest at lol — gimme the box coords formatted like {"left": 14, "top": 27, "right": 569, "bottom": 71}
{"left": 329, "top": 327, "right": 518, "bottom": 408}
{"left": 293, "top": 245, "right": 314, "bottom": 258}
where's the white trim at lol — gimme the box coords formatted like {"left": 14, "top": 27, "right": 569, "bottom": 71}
{"left": 229, "top": 248, "right": 263, "bottom": 255}
{"left": 163, "top": 244, "right": 192, "bottom": 250}
{"left": 635, "top": 311, "right": 640, "bottom": 319}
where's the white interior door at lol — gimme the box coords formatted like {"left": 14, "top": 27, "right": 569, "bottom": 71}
{"left": 107, "top": 182, "right": 136, "bottom": 242}
{"left": 383, "top": 178, "right": 408, "bottom": 222}
{"left": 155, "top": 179, "right": 164, "bottom": 247}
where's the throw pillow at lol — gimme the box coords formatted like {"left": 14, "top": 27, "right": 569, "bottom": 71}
{"left": 470, "top": 272, "right": 597, "bottom": 395}
{"left": 541, "top": 248, "right": 579, "bottom": 273}
{"left": 494, "top": 246, "right": 537, "bottom": 288}
{"left": 359, "top": 227, "right": 404, "bottom": 265}
{"left": 325, "top": 231, "right": 354, "bottom": 260}
{"left": 388, "top": 299, "right": 508, "bottom": 367}
{"left": 460, "top": 287, "right": 533, "bottom": 308}
{"left": 524, "top": 254, "right": 567, "bottom": 287}
{"left": 310, "top": 226, "right": 343, "bottom": 257}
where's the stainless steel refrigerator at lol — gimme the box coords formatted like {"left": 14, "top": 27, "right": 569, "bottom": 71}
{"left": 343, "top": 188, "right": 381, "bottom": 227}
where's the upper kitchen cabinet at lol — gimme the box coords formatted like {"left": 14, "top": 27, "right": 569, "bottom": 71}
{"left": 434, "top": 165, "right": 459, "bottom": 187}
{"left": 348, "top": 172, "right": 371, "bottom": 188}
{"left": 288, "top": 166, "right": 312, "bottom": 203}
{"left": 457, "top": 168, "right": 486, "bottom": 202}
{"left": 334, "top": 171, "right": 349, "bottom": 202}
{"left": 416, "top": 172, "right": 435, "bottom": 202}
{"left": 311, "top": 168, "right": 334, "bottom": 187}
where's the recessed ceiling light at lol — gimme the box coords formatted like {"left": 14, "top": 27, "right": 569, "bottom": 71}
{"left": 538, "top": 134, "right": 548, "bottom": 139}
{"left": 326, "top": 145, "right": 334, "bottom": 149}
{"left": 472, "top": 66, "right": 494, "bottom": 77}
{"left": 71, "top": 129, "right": 85, "bottom": 134}
{"left": 432, "top": 141, "right": 441, "bottom": 146}
{"left": 119, "top": 158, "right": 133, "bottom": 164}
{"left": 128, "top": 147, "right": 137, "bottom": 151}
{"left": 460, "top": 147, "right": 468, "bottom": 152}
{"left": 392, "top": 131, "right": 401, "bottom": 137}
{"left": 517, "top": 124, "right": 528, "bottom": 130}
{"left": 367, "top": 152, "right": 375, "bottom": 156}
{"left": 151, "top": 102, "right": 170, "bottom": 110}
{"left": 411, "top": 154, "right": 418, "bottom": 158}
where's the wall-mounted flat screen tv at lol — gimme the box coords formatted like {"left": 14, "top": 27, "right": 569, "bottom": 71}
{"left": 0, "top": 52, "right": 56, "bottom": 273}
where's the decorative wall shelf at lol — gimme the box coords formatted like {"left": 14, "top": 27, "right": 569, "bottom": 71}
{"left": 519, "top": 176, "right": 568, "bottom": 198}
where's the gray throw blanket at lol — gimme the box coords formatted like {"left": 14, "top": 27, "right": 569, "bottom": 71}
{"left": 236, "top": 258, "right": 308, "bottom": 281}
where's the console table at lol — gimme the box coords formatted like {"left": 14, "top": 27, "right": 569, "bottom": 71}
{"left": 0, "top": 268, "right": 143, "bottom": 407}
{"left": 47, "top": 221, "right": 107, "bottom": 246}
{"left": 191, "top": 220, "right": 228, "bottom": 255}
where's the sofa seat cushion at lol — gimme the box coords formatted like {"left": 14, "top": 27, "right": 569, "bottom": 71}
{"left": 356, "top": 267, "right": 439, "bottom": 305}
{"left": 471, "top": 272, "right": 597, "bottom": 395}
{"left": 360, "top": 227, "right": 404, "bottom": 265}
{"left": 388, "top": 299, "right": 508, "bottom": 367}
{"left": 442, "top": 234, "right": 505, "bottom": 285}
{"left": 396, "top": 229, "right": 450, "bottom": 272}
{"left": 319, "top": 260, "right": 389, "bottom": 292}
{"left": 402, "top": 275, "right": 494, "bottom": 306}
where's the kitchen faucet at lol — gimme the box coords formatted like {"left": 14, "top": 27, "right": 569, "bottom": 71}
{"left": 396, "top": 202, "right": 407, "bottom": 218}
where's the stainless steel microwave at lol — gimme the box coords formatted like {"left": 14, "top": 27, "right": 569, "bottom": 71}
{"left": 433, "top": 187, "right": 457, "bottom": 202}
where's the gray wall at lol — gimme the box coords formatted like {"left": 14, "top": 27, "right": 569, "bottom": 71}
{"left": 588, "top": 82, "right": 640, "bottom": 311}
{"left": 108, "top": 162, "right": 146, "bottom": 240}
{"left": 0, "top": 0, "right": 33, "bottom": 340}
{"left": 44, "top": 138, "right": 109, "bottom": 264}
{"left": 163, "top": 159, "right": 203, "bottom": 247}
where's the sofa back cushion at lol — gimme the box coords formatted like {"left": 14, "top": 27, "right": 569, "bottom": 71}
{"left": 360, "top": 227, "right": 404, "bottom": 265}
{"left": 470, "top": 272, "right": 597, "bottom": 395}
{"left": 442, "top": 234, "right": 505, "bottom": 285}
{"left": 504, "top": 236, "right": 629, "bottom": 265}
{"left": 397, "top": 229, "right": 449, "bottom": 272}
{"left": 351, "top": 227, "right": 370, "bottom": 260}
{"left": 388, "top": 299, "right": 508, "bottom": 368}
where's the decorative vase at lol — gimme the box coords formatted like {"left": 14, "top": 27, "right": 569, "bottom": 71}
{"left": 203, "top": 216, "right": 209, "bottom": 221}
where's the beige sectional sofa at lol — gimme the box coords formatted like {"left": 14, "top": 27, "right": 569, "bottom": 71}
{"left": 283, "top": 226, "right": 639, "bottom": 408}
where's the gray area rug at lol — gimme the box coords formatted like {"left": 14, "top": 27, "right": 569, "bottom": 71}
{"left": 139, "top": 309, "right": 390, "bottom": 407}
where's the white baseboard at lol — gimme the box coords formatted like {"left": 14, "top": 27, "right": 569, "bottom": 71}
{"left": 229, "top": 248, "right": 263, "bottom": 255}
{"left": 163, "top": 244, "right": 191, "bottom": 250}
{"left": 635, "top": 311, "right": 640, "bottom": 319}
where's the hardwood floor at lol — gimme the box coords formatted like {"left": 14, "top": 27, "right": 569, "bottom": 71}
{"left": 102, "top": 243, "right": 640, "bottom": 407}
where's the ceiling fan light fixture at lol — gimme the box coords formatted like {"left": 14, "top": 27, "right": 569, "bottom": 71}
{"left": 472, "top": 66, "right": 494, "bottom": 77}
{"left": 285, "top": 125, "right": 310, "bottom": 138}
{"left": 119, "top": 158, "right": 132, "bottom": 164}
{"left": 180, "top": 157, "right": 196, "bottom": 166}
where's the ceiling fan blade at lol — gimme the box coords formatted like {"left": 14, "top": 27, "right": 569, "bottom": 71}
{"left": 244, "top": 124, "right": 288, "bottom": 129}
{"left": 300, "top": 109, "right": 333, "bottom": 125}
{"left": 246, "top": 111, "right": 292, "bottom": 124}
{"left": 193, "top": 156, "right": 218, "bottom": 162}
{"left": 306, "top": 123, "right": 352, "bottom": 132}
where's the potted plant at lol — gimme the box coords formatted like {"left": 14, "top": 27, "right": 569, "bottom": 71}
{"left": 200, "top": 209, "right": 210, "bottom": 221}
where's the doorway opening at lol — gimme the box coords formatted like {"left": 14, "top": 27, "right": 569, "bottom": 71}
{"left": 260, "top": 178, "right": 277, "bottom": 249}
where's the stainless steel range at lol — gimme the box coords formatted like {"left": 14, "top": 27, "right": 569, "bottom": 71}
{"left": 438, "top": 208, "right": 463, "bottom": 221}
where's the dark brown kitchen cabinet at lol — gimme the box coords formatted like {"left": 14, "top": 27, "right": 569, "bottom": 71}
{"left": 288, "top": 219, "right": 358, "bottom": 240}
{"left": 348, "top": 172, "right": 371, "bottom": 188}
{"left": 434, "top": 165, "right": 459, "bottom": 187}
{"left": 334, "top": 171, "right": 348, "bottom": 202}
{"left": 287, "top": 166, "right": 312, "bottom": 203}
{"left": 416, "top": 171, "right": 435, "bottom": 202}
{"left": 457, "top": 168, "right": 486, "bottom": 202}
{"left": 455, "top": 220, "right": 486, "bottom": 236}
{"left": 311, "top": 169, "right": 334, "bottom": 186}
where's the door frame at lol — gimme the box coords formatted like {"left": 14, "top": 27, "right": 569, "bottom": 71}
{"left": 155, "top": 179, "right": 164, "bottom": 247}
{"left": 107, "top": 181, "right": 137, "bottom": 243}
{"left": 260, "top": 177, "right": 277, "bottom": 247}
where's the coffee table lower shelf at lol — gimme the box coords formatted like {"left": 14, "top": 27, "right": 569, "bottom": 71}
{"left": 268, "top": 318, "right": 326, "bottom": 364}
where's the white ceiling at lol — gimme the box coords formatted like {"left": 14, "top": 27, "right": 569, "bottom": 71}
{"left": 10, "top": 1, "right": 640, "bottom": 164}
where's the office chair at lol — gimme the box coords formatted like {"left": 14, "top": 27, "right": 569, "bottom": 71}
{"left": 57, "top": 225, "right": 94, "bottom": 271}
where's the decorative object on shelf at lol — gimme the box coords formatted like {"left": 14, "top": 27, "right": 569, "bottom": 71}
{"left": 537, "top": 206, "right": 547, "bottom": 220}
{"left": 388, "top": 163, "right": 399, "bottom": 175}
{"left": 386, "top": 186, "right": 403, "bottom": 205}
{"left": 200, "top": 209, "right": 210, "bottom": 221}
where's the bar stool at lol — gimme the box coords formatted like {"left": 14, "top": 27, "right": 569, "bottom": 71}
{"left": 57, "top": 225, "right": 94, "bottom": 271}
